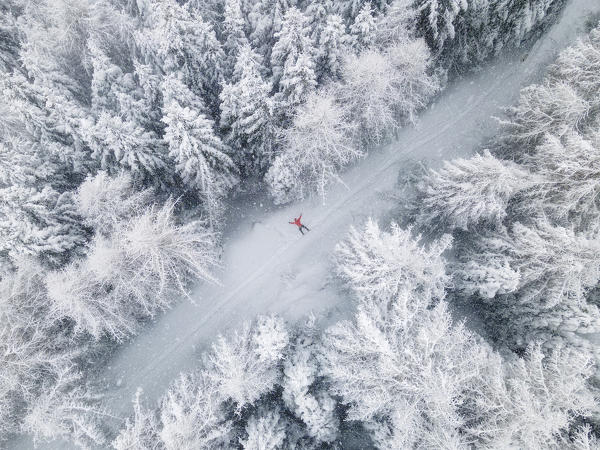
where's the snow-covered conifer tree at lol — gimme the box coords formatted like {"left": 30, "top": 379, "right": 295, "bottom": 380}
{"left": 334, "top": 50, "right": 399, "bottom": 144}
{"left": 335, "top": 33, "right": 437, "bottom": 145}
{"left": 162, "top": 94, "right": 237, "bottom": 227}
{"left": 263, "top": 156, "right": 297, "bottom": 205}
{"left": 133, "top": 60, "right": 164, "bottom": 126}
{"left": 276, "top": 52, "right": 317, "bottom": 117}
{"left": 315, "top": 14, "right": 347, "bottom": 81}
{"left": 161, "top": 74, "right": 237, "bottom": 226}
{"left": 570, "top": 425, "right": 600, "bottom": 450}
{"left": 160, "top": 372, "right": 232, "bottom": 449}
{"left": 334, "top": 0, "right": 370, "bottom": 21}
{"left": 411, "top": 0, "right": 567, "bottom": 71}
{"left": 82, "top": 112, "right": 168, "bottom": 182}
{"left": 0, "top": 70, "right": 87, "bottom": 182}
{"left": 414, "top": 150, "right": 532, "bottom": 233}
{"left": 374, "top": 0, "right": 415, "bottom": 48}
{"left": 22, "top": 367, "right": 107, "bottom": 448}
{"left": 271, "top": 7, "right": 317, "bottom": 115}
{"left": 452, "top": 219, "right": 600, "bottom": 358}
{"left": 282, "top": 321, "right": 340, "bottom": 444}
{"left": 266, "top": 92, "right": 360, "bottom": 204}
{"left": 88, "top": 40, "right": 126, "bottom": 114}
{"left": 456, "top": 219, "right": 600, "bottom": 303}
{"left": 138, "top": 0, "right": 225, "bottom": 111}
{"left": 384, "top": 38, "right": 439, "bottom": 122}
{"left": 0, "top": 1, "right": 20, "bottom": 74}
{"left": 222, "top": 0, "right": 250, "bottom": 79}
{"left": 219, "top": 45, "right": 275, "bottom": 176}
{"left": 0, "top": 185, "right": 87, "bottom": 268}
{"left": 467, "top": 344, "right": 596, "bottom": 448}
{"left": 161, "top": 73, "right": 206, "bottom": 113}
{"left": 334, "top": 219, "right": 451, "bottom": 302}
{"left": 18, "top": 0, "right": 95, "bottom": 106}
{"left": 83, "top": 40, "right": 170, "bottom": 182}
{"left": 240, "top": 408, "right": 288, "bottom": 450}
{"left": 516, "top": 132, "right": 600, "bottom": 231}
{"left": 496, "top": 27, "right": 599, "bottom": 153}
{"left": 413, "top": 0, "right": 468, "bottom": 58}
{"left": 347, "top": 2, "right": 376, "bottom": 52}
{"left": 113, "top": 389, "right": 162, "bottom": 450}
{"left": 203, "top": 316, "right": 289, "bottom": 409}
{"left": 76, "top": 171, "right": 153, "bottom": 236}
{"left": 0, "top": 136, "right": 58, "bottom": 190}
{"left": 305, "top": 0, "right": 333, "bottom": 42}
{"left": 552, "top": 26, "right": 600, "bottom": 97}
{"left": 17, "top": 0, "right": 132, "bottom": 171}
{"left": 248, "top": 0, "right": 293, "bottom": 60}
{"left": 500, "top": 82, "right": 588, "bottom": 148}
{"left": 0, "top": 260, "right": 75, "bottom": 439}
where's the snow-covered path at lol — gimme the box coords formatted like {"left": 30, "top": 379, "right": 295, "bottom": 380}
{"left": 14, "top": 1, "right": 600, "bottom": 447}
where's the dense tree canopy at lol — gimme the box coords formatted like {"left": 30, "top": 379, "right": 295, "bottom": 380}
{"left": 0, "top": 0, "right": 589, "bottom": 446}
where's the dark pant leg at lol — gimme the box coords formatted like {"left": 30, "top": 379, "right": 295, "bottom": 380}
{"left": 299, "top": 226, "right": 304, "bottom": 235}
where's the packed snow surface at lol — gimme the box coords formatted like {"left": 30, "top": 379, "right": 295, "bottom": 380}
{"left": 13, "top": 0, "right": 600, "bottom": 447}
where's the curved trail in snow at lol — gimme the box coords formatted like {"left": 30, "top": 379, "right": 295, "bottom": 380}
{"left": 13, "top": 1, "right": 600, "bottom": 447}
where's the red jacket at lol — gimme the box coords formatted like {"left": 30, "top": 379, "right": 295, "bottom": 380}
{"left": 289, "top": 215, "right": 303, "bottom": 227}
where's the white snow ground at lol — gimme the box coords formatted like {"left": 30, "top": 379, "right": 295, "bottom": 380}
{"left": 12, "top": 1, "right": 600, "bottom": 447}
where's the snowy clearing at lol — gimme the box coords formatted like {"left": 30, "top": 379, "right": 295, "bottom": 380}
{"left": 12, "top": 0, "right": 600, "bottom": 447}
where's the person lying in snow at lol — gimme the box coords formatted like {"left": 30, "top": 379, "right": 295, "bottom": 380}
{"left": 289, "top": 214, "right": 310, "bottom": 235}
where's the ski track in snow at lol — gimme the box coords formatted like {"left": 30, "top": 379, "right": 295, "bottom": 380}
{"left": 12, "top": 1, "right": 600, "bottom": 447}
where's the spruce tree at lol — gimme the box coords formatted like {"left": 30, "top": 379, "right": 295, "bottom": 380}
{"left": 162, "top": 78, "right": 237, "bottom": 227}
{"left": 219, "top": 45, "right": 276, "bottom": 177}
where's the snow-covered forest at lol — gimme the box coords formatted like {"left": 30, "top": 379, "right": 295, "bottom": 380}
{"left": 1, "top": 0, "right": 600, "bottom": 447}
